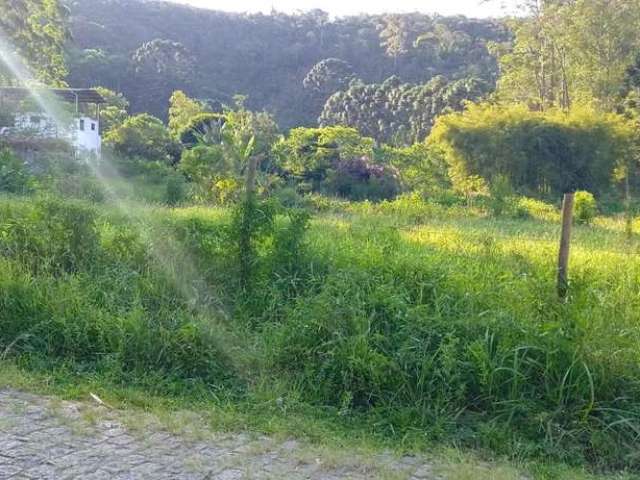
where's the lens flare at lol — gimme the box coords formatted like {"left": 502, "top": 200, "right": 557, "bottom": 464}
{"left": 0, "top": 27, "right": 238, "bottom": 363}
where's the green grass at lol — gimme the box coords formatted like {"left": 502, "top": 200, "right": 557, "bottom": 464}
{"left": 0, "top": 362, "right": 633, "bottom": 480}
{"left": 1, "top": 192, "right": 640, "bottom": 476}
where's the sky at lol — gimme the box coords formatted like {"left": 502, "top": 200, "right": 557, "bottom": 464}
{"left": 167, "top": 0, "right": 521, "bottom": 18}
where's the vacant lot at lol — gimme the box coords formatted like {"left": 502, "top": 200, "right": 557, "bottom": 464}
{"left": 1, "top": 194, "right": 640, "bottom": 475}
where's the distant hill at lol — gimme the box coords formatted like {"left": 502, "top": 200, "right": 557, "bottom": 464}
{"left": 66, "top": 0, "right": 509, "bottom": 129}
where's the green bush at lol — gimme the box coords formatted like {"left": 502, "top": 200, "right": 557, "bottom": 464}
{"left": 0, "top": 198, "right": 237, "bottom": 390}
{"left": 429, "top": 104, "right": 636, "bottom": 199}
{"left": 272, "top": 186, "right": 305, "bottom": 208}
{"left": 104, "top": 113, "right": 182, "bottom": 164}
{"left": 0, "top": 148, "right": 34, "bottom": 194}
{"left": 574, "top": 190, "right": 598, "bottom": 225}
{"left": 515, "top": 196, "right": 559, "bottom": 222}
{"left": 0, "top": 197, "right": 100, "bottom": 275}
{"left": 49, "top": 173, "right": 106, "bottom": 203}
{"left": 112, "top": 156, "right": 176, "bottom": 185}
{"left": 325, "top": 156, "right": 400, "bottom": 201}
{"left": 165, "top": 173, "right": 187, "bottom": 206}
{"left": 487, "top": 174, "right": 515, "bottom": 216}
{"left": 274, "top": 126, "right": 388, "bottom": 200}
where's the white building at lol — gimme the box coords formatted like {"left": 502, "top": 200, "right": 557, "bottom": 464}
{"left": 0, "top": 88, "right": 105, "bottom": 155}
{"left": 74, "top": 116, "right": 101, "bottom": 153}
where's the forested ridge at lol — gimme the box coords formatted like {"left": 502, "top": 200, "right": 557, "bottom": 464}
{"left": 66, "top": 0, "right": 508, "bottom": 130}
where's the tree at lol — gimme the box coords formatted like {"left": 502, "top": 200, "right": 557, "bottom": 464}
{"left": 273, "top": 126, "right": 402, "bottom": 199}
{"left": 104, "top": 113, "right": 181, "bottom": 164}
{"left": 415, "top": 23, "right": 471, "bottom": 61}
{"left": 616, "top": 53, "right": 640, "bottom": 206}
{"left": 67, "top": 48, "right": 129, "bottom": 92}
{"left": 168, "top": 90, "right": 207, "bottom": 139}
{"left": 273, "top": 126, "right": 374, "bottom": 184}
{"left": 303, "top": 58, "right": 356, "bottom": 96}
{"left": 566, "top": 0, "right": 640, "bottom": 111}
{"left": 377, "top": 142, "right": 451, "bottom": 195}
{"left": 319, "top": 75, "right": 491, "bottom": 145}
{"left": 128, "top": 39, "right": 196, "bottom": 118}
{"left": 494, "top": 0, "right": 571, "bottom": 110}
{"left": 178, "top": 99, "right": 280, "bottom": 201}
{"left": 495, "top": 0, "right": 640, "bottom": 111}
{"left": 177, "top": 112, "right": 225, "bottom": 147}
{"left": 378, "top": 15, "right": 409, "bottom": 71}
{"left": 65, "top": 1, "right": 507, "bottom": 128}
{"left": 0, "top": 0, "right": 69, "bottom": 85}
{"left": 93, "top": 87, "right": 129, "bottom": 135}
{"left": 428, "top": 103, "right": 636, "bottom": 198}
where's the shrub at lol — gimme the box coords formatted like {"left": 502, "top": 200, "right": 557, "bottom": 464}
{"left": 326, "top": 156, "right": 400, "bottom": 201}
{"left": 49, "top": 173, "right": 106, "bottom": 203}
{"left": 273, "top": 126, "right": 374, "bottom": 187}
{"left": 0, "top": 148, "right": 34, "bottom": 194}
{"left": 104, "top": 113, "right": 182, "bottom": 164}
{"left": 226, "top": 194, "right": 312, "bottom": 313}
{"left": 177, "top": 112, "right": 224, "bottom": 146}
{"left": 515, "top": 197, "right": 559, "bottom": 222}
{"left": 378, "top": 143, "right": 451, "bottom": 195}
{"left": 94, "top": 87, "right": 129, "bottom": 135}
{"left": 165, "top": 173, "right": 187, "bottom": 206}
{"left": 429, "top": 103, "right": 636, "bottom": 199}
{"left": 574, "top": 190, "right": 598, "bottom": 225}
{"left": 113, "top": 156, "right": 175, "bottom": 183}
{"left": 0, "top": 197, "right": 100, "bottom": 275}
{"left": 487, "top": 174, "right": 515, "bottom": 216}
{"left": 0, "top": 198, "right": 237, "bottom": 390}
{"left": 180, "top": 145, "right": 223, "bottom": 181}
{"left": 272, "top": 186, "right": 305, "bottom": 208}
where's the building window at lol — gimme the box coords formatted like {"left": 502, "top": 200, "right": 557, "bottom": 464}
{"left": 79, "top": 119, "right": 85, "bottom": 131}
{"left": 91, "top": 123, "right": 96, "bottom": 131}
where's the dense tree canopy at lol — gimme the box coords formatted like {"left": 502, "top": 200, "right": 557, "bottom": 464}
{"left": 0, "top": 0, "right": 69, "bottom": 85}
{"left": 127, "top": 39, "right": 196, "bottom": 118}
{"left": 495, "top": 0, "right": 640, "bottom": 111}
{"left": 66, "top": 0, "right": 507, "bottom": 131}
{"left": 275, "top": 126, "right": 373, "bottom": 180}
{"left": 429, "top": 103, "right": 636, "bottom": 197}
{"left": 93, "top": 87, "right": 129, "bottom": 135}
{"left": 319, "top": 75, "right": 491, "bottom": 145}
{"left": 104, "top": 113, "right": 181, "bottom": 164}
{"left": 273, "top": 126, "right": 400, "bottom": 199}
{"left": 168, "top": 90, "right": 207, "bottom": 139}
{"left": 303, "top": 58, "right": 356, "bottom": 95}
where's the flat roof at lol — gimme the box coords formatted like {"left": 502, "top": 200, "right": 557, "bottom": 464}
{"left": 0, "top": 87, "right": 106, "bottom": 104}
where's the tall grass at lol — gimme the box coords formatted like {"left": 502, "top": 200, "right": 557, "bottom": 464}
{"left": 1, "top": 193, "right": 640, "bottom": 470}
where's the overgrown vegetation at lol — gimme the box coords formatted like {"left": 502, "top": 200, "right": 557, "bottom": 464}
{"left": 4, "top": 0, "right": 640, "bottom": 477}
{"left": 2, "top": 191, "right": 640, "bottom": 473}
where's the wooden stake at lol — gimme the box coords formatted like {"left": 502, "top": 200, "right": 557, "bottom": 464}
{"left": 557, "top": 192, "right": 574, "bottom": 298}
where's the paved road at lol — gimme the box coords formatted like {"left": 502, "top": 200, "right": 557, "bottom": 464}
{"left": 0, "top": 389, "right": 439, "bottom": 479}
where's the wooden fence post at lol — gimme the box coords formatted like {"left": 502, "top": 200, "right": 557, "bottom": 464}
{"left": 557, "top": 192, "right": 574, "bottom": 298}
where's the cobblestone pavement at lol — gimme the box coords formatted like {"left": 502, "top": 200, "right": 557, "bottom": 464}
{"left": 0, "top": 389, "right": 440, "bottom": 479}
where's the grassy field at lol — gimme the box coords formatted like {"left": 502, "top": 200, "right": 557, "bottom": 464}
{"left": 1, "top": 192, "right": 640, "bottom": 478}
